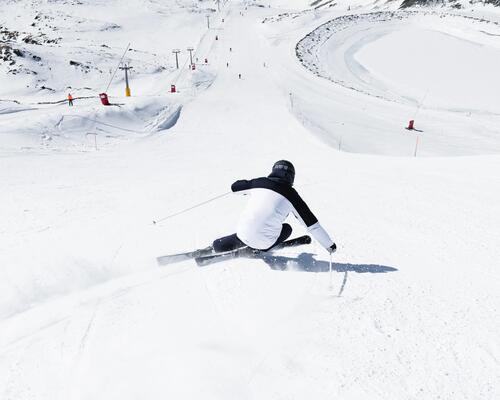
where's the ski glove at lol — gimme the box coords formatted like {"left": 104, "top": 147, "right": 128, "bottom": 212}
{"left": 328, "top": 243, "right": 337, "bottom": 253}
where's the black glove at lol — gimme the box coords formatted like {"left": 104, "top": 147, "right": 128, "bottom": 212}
{"left": 329, "top": 243, "right": 337, "bottom": 253}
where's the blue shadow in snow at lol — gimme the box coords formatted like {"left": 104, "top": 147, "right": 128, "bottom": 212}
{"left": 256, "top": 252, "right": 398, "bottom": 274}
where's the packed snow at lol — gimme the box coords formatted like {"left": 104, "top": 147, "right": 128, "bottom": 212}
{"left": 296, "top": 10, "right": 500, "bottom": 155}
{"left": 1, "top": 0, "right": 500, "bottom": 399}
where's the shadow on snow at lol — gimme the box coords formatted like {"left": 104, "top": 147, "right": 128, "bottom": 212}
{"left": 257, "top": 252, "right": 397, "bottom": 274}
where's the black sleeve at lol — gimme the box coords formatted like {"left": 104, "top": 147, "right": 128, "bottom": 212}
{"left": 288, "top": 188, "right": 318, "bottom": 227}
{"left": 231, "top": 179, "right": 252, "bottom": 192}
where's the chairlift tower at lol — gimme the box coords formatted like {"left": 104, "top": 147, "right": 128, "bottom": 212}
{"left": 119, "top": 63, "right": 133, "bottom": 96}
{"left": 172, "top": 49, "right": 181, "bottom": 69}
{"left": 187, "top": 47, "right": 194, "bottom": 66}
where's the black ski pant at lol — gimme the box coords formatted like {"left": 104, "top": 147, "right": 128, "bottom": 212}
{"left": 212, "top": 223, "right": 292, "bottom": 253}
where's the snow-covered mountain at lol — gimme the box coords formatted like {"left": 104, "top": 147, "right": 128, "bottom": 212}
{"left": 0, "top": 0, "right": 217, "bottom": 94}
{"left": 400, "top": 0, "right": 500, "bottom": 8}
{"left": 1, "top": 0, "right": 499, "bottom": 399}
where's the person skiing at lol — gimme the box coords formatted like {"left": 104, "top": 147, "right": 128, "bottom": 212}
{"left": 212, "top": 160, "right": 336, "bottom": 254}
{"left": 67, "top": 93, "right": 73, "bottom": 106}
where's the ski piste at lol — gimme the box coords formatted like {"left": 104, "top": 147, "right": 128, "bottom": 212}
{"left": 195, "top": 235, "right": 312, "bottom": 266}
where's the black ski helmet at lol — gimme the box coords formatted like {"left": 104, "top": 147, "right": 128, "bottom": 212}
{"left": 269, "top": 160, "right": 295, "bottom": 185}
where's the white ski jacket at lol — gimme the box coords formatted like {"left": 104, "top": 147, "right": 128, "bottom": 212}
{"left": 232, "top": 177, "right": 334, "bottom": 250}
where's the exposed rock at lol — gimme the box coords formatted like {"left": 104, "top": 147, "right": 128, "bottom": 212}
{"left": 40, "top": 85, "right": 55, "bottom": 91}
{"left": 400, "top": 0, "right": 499, "bottom": 7}
{"left": 69, "top": 60, "right": 94, "bottom": 73}
{"left": 22, "top": 35, "right": 41, "bottom": 45}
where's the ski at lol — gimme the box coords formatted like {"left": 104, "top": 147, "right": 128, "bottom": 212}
{"left": 157, "top": 235, "right": 311, "bottom": 266}
{"left": 195, "top": 235, "right": 311, "bottom": 267}
{"left": 156, "top": 246, "right": 215, "bottom": 266}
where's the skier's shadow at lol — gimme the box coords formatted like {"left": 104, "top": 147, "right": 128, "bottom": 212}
{"left": 255, "top": 252, "right": 397, "bottom": 274}
{"left": 243, "top": 252, "right": 397, "bottom": 296}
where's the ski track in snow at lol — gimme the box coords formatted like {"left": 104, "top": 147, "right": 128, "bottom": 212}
{"left": 1, "top": 0, "right": 500, "bottom": 399}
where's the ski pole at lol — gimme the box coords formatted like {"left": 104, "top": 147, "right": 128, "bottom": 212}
{"left": 152, "top": 191, "right": 231, "bottom": 225}
{"left": 328, "top": 251, "right": 333, "bottom": 291}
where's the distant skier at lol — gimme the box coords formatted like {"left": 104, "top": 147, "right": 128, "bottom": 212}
{"left": 67, "top": 93, "right": 73, "bottom": 106}
{"left": 212, "top": 160, "right": 336, "bottom": 253}
{"left": 238, "top": 73, "right": 241, "bottom": 79}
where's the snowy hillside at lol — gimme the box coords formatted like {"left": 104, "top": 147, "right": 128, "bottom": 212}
{"left": 1, "top": 0, "right": 500, "bottom": 399}
{"left": 0, "top": 0, "right": 215, "bottom": 93}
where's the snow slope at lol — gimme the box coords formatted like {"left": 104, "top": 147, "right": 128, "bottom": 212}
{"left": 1, "top": 0, "right": 500, "bottom": 399}
{"left": 296, "top": 10, "right": 500, "bottom": 155}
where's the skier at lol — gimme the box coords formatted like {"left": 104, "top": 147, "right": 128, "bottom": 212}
{"left": 212, "top": 160, "right": 336, "bottom": 254}
{"left": 67, "top": 93, "right": 74, "bottom": 106}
